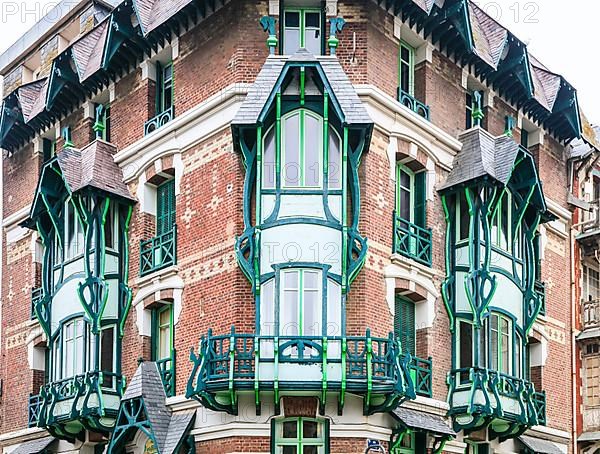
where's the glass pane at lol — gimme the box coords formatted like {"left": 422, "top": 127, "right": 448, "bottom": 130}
{"left": 459, "top": 194, "right": 470, "bottom": 241}
{"left": 327, "top": 280, "right": 342, "bottom": 337}
{"left": 304, "top": 114, "right": 320, "bottom": 187}
{"left": 328, "top": 130, "right": 341, "bottom": 189}
{"left": 284, "top": 271, "right": 299, "bottom": 288}
{"left": 459, "top": 322, "right": 472, "bottom": 369}
{"left": 263, "top": 127, "right": 276, "bottom": 189}
{"left": 400, "top": 189, "right": 411, "bottom": 221}
{"left": 304, "top": 271, "right": 319, "bottom": 289}
{"left": 305, "top": 12, "right": 320, "bottom": 28}
{"left": 283, "top": 447, "right": 297, "bottom": 454}
{"left": 282, "top": 289, "right": 299, "bottom": 336}
{"left": 101, "top": 327, "right": 114, "bottom": 371}
{"left": 75, "top": 333, "right": 84, "bottom": 375}
{"left": 285, "top": 11, "right": 300, "bottom": 27}
{"left": 283, "top": 421, "right": 298, "bottom": 438}
{"left": 401, "top": 46, "right": 410, "bottom": 63}
{"left": 284, "top": 114, "right": 301, "bottom": 186}
{"left": 303, "top": 447, "right": 317, "bottom": 454}
{"left": 303, "top": 290, "right": 321, "bottom": 336}
{"left": 284, "top": 29, "right": 301, "bottom": 54}
{"left": 303, "top": 420, "right": 319, "bottom": 438}
{"left": 260, "top": 280, "right": 275, "bottom": 335}
{"left": 160, "top": 308, "right": 171, "bottom": 327}
{"left": 400, "top": 63, "right": 410, "bottom": 93}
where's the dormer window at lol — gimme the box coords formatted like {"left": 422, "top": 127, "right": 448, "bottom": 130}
{"left": 283, "top": 8, "right": 323, "bottom": 55}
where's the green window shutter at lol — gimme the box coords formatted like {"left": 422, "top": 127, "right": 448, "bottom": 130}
{"left": 394, "top": 296, "right": 416, "bottom": 356}
{"left": 414, "top": 171, "right": 427, "bottom": 228}
{"left": 156, "top": 179, "right": 176, "bottom": 235}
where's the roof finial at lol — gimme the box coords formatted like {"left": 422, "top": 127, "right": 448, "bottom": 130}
{"left": 93, "top": 104, "right": 106, "bottom": 139}
{"left": 328, "top": 17, "right": 346, "bottom": 55}
{"left": 260, "top": 16, "right": 278, "bottom": 55}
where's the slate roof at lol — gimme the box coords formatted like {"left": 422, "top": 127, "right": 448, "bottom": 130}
{"left": 232, "top": 49, "right": 372, "bottom": 127}
{"left": 439, "top": 127, "right": 521, "bottom": 191}
{"left": 71, "top": 18, "right": 110, "bottom": 81}
{"left": 16, "top": 79, "right": 48, "bottom": 122}
{"left": 392, "top": 406, "right": 456, "bottom": 437}
{"left": 571, "top": 124, "right": 600, "bottom": 159}
{"left": 119, "top": 362, "right": 195, "bottom": 454}
{"left": 469, "top": 2, "right": 507, "bottom": 68}
{"left": 11, "top": 436, "right": 55, "bottom": 454}
{"left": 55, "top": 140, "right": 134, "bottom": 201}
{"left": 578, "top": 431, "right": 600, "bottom": 442}
{"left": 519, "top": 435, "right": 564, "bottom": 454}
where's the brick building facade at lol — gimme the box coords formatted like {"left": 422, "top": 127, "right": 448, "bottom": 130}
{"left": 0, "top": 0, "right": 592, "bottom": 453}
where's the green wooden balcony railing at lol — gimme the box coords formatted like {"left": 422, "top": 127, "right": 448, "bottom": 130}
{"left": 393, "top": 211, "right": 433, "bottom": 267}
{"left": 31, "top": 287, "right": 43, "bottom": 320}
{"left": 409, "top": 356, "right": 433, "bottom": 398}
{"left": 140, "top": 225, "right": 177, "bottom": 276}
{"left": 28, "top": 393, "right": 42, "bottom": 427}
{"left": 157, "top": 354, "right": 176, "bottom": 397}
{"left": 187, "top": 327, "right": 420, "bottom": 415}
{"left": 448, "top": 367, "right": 545, "bottom": 436}
{"left": 397, "top": 88, "right": 430, "bottom": 121}
{"left": 144, "top": 106, "right": 175, "bottom": 136}
{"left": 38, "top": 371, "right": 124, "bottom": 434}
{"left": 534, "top": 280, "right": 546, "bottom": 316}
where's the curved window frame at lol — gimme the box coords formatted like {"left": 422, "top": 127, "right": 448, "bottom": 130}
{"left": 262, "top": 109, "right": 342, "bottom": 191}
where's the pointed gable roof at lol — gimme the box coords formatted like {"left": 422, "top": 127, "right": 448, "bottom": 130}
{"left": 71, "top": 18, "right": 110, "bottom": 81}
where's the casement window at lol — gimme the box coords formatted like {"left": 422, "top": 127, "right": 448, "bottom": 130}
{"left": 398, "top": 42, "right": 415, "bottom": 96}
{"left": 457, "top": 320, "right": 488, "bottom": 382}
{"left": 62, "top": 318, "right": 85, "bottom": 379}
{"left": 156, "top": 179, "right": 176, "bottom": 236}
{"left": 262, "top": 110, "right": 341, "bottom": 191}
{"left": 394, "top": 296, "right": 416, "bottom": 356}
{"left": 94, "top": 103, "right": 111, "bottom": 141}
{"left": 584, "top": 265, "right": 600, "bottom": 301}
{"left": 274, "top": 418, "right": 327, "bottom": 454}
{"left": 490, "top": 192, "right": 512, "bottom": 251}
{"left": 396, "top": 164, "right": 426, "bottom": 228}
{"left": 586, "top": 355, "right": 600, "bottom": 407}
{"left": 280, "top": 269, "right": 321, "bottom": 336}
{"left": 56, "top": 200, "right": 85, "bottom": 262}
{"left": 282, "top": 9, "right": 323, "bottom": 55}
{"left": 104, "top": 203, "right": 119, "bottom": 251}
{"left": 156, "top": 62, "right": 174, "bottom": 114}
{"left": 99, "top": 325, "right": 116, "bottom": 387}
{"left": 455, "top": 192, "right": 470, "bottom": 243}
{"left": 488, "top": 313, "right": 512, "bottom": 375}
{"left": 152, "top": 305, "right": 173, "bottom": 361}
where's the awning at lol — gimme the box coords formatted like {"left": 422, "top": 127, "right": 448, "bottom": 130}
{"left": 11, "top": 436, "right": 55, "bottom": 454}
{"left": 392, "top": 406, "right": 456, "bottom": 437}
{"left": 579, "top": 431, "right": 600, "bottom": 442}
{"left": 519, "top": 435, "right": 564, "bottom": 454}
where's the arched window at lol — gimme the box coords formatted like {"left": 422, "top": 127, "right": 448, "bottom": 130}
{"left": 262, "top": 109, "right": 342, "bottom": 190}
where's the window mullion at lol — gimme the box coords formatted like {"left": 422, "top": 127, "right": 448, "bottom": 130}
{"left": 300, "top": 110, "right": 305, "bottom": 186}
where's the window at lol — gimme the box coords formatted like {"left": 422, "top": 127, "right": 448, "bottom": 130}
{"left": 263, "top": 110, "right": 341, "bottom": 191}
{"left": 398, "top": 42, "right": 415, "bottom": 96}
{"left": 584, "top": 265, "right": 600, "bottom": 301}
{"left": 458, "top": 321, "right": 473, "bottom": 382}
{"left": 156, "top": 179, "right": 176, "bottom": 236}
{"left": 491, "top": 192, "right": 511, "bottom": 251}
{"left": 57, "top": 199, "right": 84, "bottom": 262}
{"left": 283, "top": 9, "right": 323, "bottom": 55}
{"left": 586, "top": 355, "right": 600, "bottom": 407}
{"left": 394, "top": 296, "right": 415, "bottom": 356}
{"left": 521, "top": 129, "right": 529, "bottom": 149}
{"left": 156, "top": 62, "right": 174, "bottom": 114}
{"left": 42, "top": 138, "right": 56, "bottom": 162}
{"left": 456, "top": 192, "right": 470, "bottom": 243}
{"left": 280, "top": 269, "right": 321, "bottom": 336}
{"left": 396, "top": 164, "right": 426, "bottom": 227}
{"left": 465, "top": 91, "right": 482, "bottom": 129}
{"left": 104, "top": 203, "right": 119, "bottom": 250}
{"left": 62, "top": 318, "right": 85, "bottom": 380}
{"left": 274, "top": 418, "right": 327, "bottom": 454}
{"left": 488, "top": 313, "right": 513, "bottom": 375}
{"left": 94, "top": 103, "right": 111, "bottom": 141}
{"left": 100, "top": 325, "right": 115, "bottom": 387}
{"left": 152, "top": 305, "right": 173, "bottom": 361}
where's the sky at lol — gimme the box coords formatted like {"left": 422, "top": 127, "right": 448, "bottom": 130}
{"left": 0, "top": 0, "right": 598, "bottom": 122}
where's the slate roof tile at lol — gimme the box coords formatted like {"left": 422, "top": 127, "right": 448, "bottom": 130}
{"left": 11, "top": 436, "right": 55, "bottom": 454}
{"left": 392, "top": 406, "right": 456, "bottom": 436}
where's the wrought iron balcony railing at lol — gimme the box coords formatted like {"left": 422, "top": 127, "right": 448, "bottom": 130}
{"left": 144, "top": 106, "right": 175, "bottom": 136}
{"left": 397, "top": 88, "right": 431, "bottom": 121}
{"left": 38, "top": 371, "right": 124, "bottom": 434}
{"left": 583, "top": 298, "right": 600, "bottom": 331}
{"left": 534, "top": 280, "right": 546, "bottom": 316}
{"left": 393, "top": 212, "right": 433, "bottom": 267}
{"left": 31, "top": 287, "right": 43, "bottom": 320}
{"left": 140, "top": 225, "right": 177, "bottom": 277}
{"left": 448, "top": 367, "right": 545, "bottom": 436}
{"left": 187, "top": 327, "right": 421, "bottom": 415}
{"left": 157, "top": 354, "right": 176, "bottom": 398}
{"left": 28, "top": 393, "right": 42, "bottom": 427}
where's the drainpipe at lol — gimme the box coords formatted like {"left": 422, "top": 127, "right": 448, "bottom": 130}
{"left": 571, "top": 222, "right": 578, "bottom": 452}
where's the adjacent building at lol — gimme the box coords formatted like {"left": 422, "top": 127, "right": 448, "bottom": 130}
{"left": 0, "top": 0, "right": 593, "bottom": 452}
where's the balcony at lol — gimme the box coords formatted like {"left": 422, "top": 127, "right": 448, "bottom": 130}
{"left": 139, "top": 225, "right": 177, "bottom": 277}
{"left": 144, "top": 106, "right": 175, "bottom": 136}
{"left": 187, "top": 328, "right": 423, "bottom": 416}
{"left": 38, "top": 371, "right": 124, "bottom": 438}
{"left": 393, "top": 212, "right": 433, "bottom": 267}
{"left": 448, "top": 368, "right": 545, "bottom": 439}
{"left": 28, "top": 393, "right": 42, "bottom": 427}
{"left": 31, "top": 287, "right": 43, "bottom": 319}
{"left": 397, "top": 88, "right": 430, "bottom": 121}
{"left": 534, "top": 280, "right": 546, "bottom": 316}
{"left": 576, "top": 200, "right": 600, "bottom": 254}
{"left": 583, "top": 299, "right": 600, "bottom": 332}
{"left": 157, "top": 354, "right": 176, "bottom": 397}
